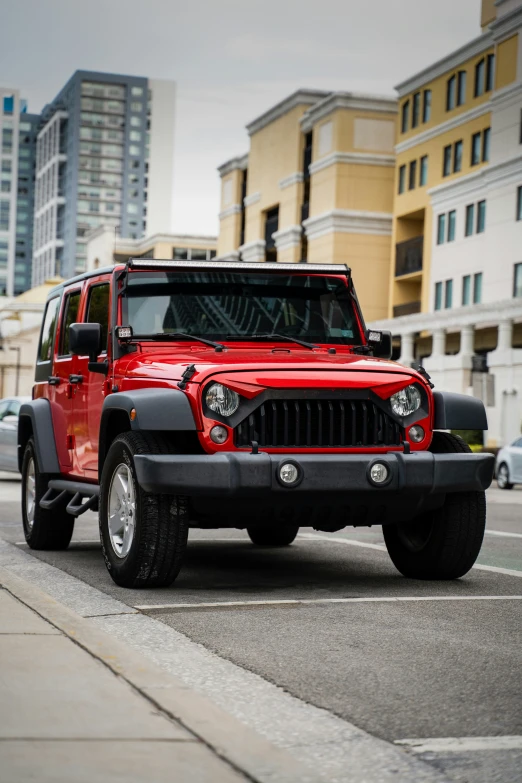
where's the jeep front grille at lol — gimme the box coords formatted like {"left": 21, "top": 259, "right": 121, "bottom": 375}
{"left": 234, "top": 399, "right": 402, "bottom": 449}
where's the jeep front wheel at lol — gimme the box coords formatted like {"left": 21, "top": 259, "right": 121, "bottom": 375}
{"left": 383, "top": 432, "right": 486, "bottom": 580}
{"left": 99, "top": 432, "right": 188, "bottom": 588}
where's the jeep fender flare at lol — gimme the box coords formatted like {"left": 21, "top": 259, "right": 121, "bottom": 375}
{"left": 99, "top": 388, "right": 197, "bottom": 473}
{"left": 433, "top": 391, "right": 488, "bottom": 431}
{"left": 18, "top": 399, "right": 61, "bottom": 474}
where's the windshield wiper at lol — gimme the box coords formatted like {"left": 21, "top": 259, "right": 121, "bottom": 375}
{"left": 132, "top": 332, "right": 224, "bottom": 351}
{"left": 227, "top": 333, "right": 318, "bottom": 351}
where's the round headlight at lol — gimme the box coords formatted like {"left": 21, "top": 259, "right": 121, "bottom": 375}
{"left": 205, "top": 383, "right": 239, "bottom": 417}
{"left": 390, "top": 385, "right": 421, "bottom": 418}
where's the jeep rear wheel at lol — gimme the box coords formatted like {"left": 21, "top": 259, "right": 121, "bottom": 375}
{"left": 247, "top": 525, "right": 299, "bottom": 546}
{"left": 383, "top": 432, "right": 486, "bottom": 580}
{"left": 99, "top": 432, "right": 188, "bottom": 588}
{"left": 22, "top": 438, "right": 74, "bottom": 550}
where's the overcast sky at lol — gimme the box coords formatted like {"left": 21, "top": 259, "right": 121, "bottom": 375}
{"left": 1, "top": 0, "right": 481, "bottom": 236}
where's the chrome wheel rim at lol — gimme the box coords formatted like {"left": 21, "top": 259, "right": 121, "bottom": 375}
{"left": 108, "top": 463, "right": 136, "bottom": 558}
{"left": 498, "top": 465, "right": 508, "bottom": 488}
{"left": 25, "top": 457, "right": 36, "bottom": 529}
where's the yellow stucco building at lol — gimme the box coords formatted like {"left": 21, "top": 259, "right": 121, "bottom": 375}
{"left": 217, "top": 90, "right": 397, "bottom": 322}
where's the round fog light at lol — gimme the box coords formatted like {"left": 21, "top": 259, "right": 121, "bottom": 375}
{"left": 409, "top": 425, "right": 425, "bottom": 443}
{"left": 210, "top": 425, "right": 228, "bottom": 444}
{"left": 279, "top": 462, "right": 299, "bottom": 485}
{"left": 370, "top": 462, "right": 389, "bottom": 485}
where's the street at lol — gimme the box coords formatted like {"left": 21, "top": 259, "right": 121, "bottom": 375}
{"left": 1, "top": 474, "right": 521, "bottom": 783}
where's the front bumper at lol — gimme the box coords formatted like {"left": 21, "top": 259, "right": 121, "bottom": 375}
{"left": 134, "top": 450, "right": 495, "bottom": 497}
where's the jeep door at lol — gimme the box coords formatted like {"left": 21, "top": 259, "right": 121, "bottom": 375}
{"left": 74, "top": 277, "right": 111, "bottom": 478}
{"left": 50, "top": 286, "right": 84, "bottom": 475}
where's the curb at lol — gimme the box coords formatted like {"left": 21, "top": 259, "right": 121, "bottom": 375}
{"left": 0, "top": 566, "right": 326, "bottom": 783}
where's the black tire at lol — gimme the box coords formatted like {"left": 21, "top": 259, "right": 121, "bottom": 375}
{"left": 383, "top": 432, "right": 486, "bottom": 580}
{"left": 247, "top": 525, "right": 299, "bottom": 546}
{"left": 497, "top": 462, "right": 514, "bottom": 490}
{"left": 21, "top": 438, "right": 74, "bottom": 550}
{"left": 99, "top": 432, "right": 188, "bottom": 588}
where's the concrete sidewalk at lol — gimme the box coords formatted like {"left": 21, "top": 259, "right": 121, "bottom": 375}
{"left": 0, "top": 570, "right": 321, "bottom": 783}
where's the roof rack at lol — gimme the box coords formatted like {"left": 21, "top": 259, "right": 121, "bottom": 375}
{"left": 128, "top": 259, "right": 351, "bottom": 274}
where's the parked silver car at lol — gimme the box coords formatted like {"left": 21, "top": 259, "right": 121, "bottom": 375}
{"left": 495, "top": 436, "right": 522, "bottom": 489}
{"left": 0, "top": 397, "right": 31, "bottom": 472}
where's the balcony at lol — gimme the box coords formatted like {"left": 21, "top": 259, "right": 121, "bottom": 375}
{"left": 393, "top": 301, "right": 421, "bottom": 317}
{"left": 395, "top": 236, "right": 423, "bottom": 277}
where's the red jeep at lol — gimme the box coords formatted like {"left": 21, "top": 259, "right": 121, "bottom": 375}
{"left": 18, "top": 260, "right": 494, "bottom": 588}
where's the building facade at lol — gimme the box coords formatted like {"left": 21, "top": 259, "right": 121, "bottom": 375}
{"left": 371, "top": 0, "right": 522, "bottom": 446}
{"left": 217, "top": 89, "right": 397, "bottom": 322}
{"left": 0, "top": 89, "right": 38, "bottom": 298}
{"left": 32, "top": 71, "right": 176, "bottom": 287}
{"left": 86, "top": 225, "right": 217, "bottom": 271}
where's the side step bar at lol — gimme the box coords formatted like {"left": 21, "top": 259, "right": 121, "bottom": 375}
{"left": 40, "top": 480, "right": 100, "bottom": 518}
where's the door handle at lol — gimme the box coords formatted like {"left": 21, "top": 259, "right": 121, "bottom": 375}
{"left": 48, "top": 376, "right": 61, "bottom": 386}
{"left": 69, "top": 374, "right": 84, "bottom": 384}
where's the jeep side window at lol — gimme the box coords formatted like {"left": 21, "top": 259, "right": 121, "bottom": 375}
{"left": 38, "top": 296, "right": 60, "bottom": 362}
{"left": 85, "top": 283, "right": 110, "bottom": 352}
{"left": 59, "top": 291, "right": 82, "bottom": 357}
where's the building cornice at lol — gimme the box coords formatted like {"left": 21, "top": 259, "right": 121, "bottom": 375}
{"left": 395, "top": 34, "right": 493, "bottom": 97}
{"left": 309, "top": 151, "right": 395, "bottom": 175}
{"left": 303, "top": 209, "right": 393, "bottom": 240}
{"left": 36, "top": 110, "right": 68, "bottom": 140}
{"left": 273, "top": 225, "right": 302, "bottom": 251}
{"left": 490, "top": 80, "right": 522, "bottom": 110}
{"left": 300, "top": 92, "right": 397, "bottom": 132}
{"left": 244, "top": 191, "right": 261, "bottom": 207}
{"left": 369, "top": 297, "right": 522, "bottom": 334}
{"left": 239, "top": 239, "right": 266, "bottom": 263}
{"left": 279, "top": 172, "right": 304, "bottom": 189}
{"left": 395, "top": 102, "right": 491, "bottom": 154}
{"left": 217, "top": 153, "right": 249, "bottom": 177}
{"left": 490, "top": 5, "right": 522, "bottom": 41}
{"left": 95, "top": 230, "right": 218, "bottom": 253}
{"left": 246, "top": 89, "right": 329, "bottom": 137}
{"left": 218, "top": 204, "right": 241, "bottom": 220}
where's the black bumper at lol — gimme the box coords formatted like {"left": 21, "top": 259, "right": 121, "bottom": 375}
{"left": 134, "top": 451, "right": 495, "bottom": 497}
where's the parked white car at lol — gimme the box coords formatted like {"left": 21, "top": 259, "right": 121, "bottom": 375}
{"left": 0, "top": 397, "right": 31, "bottom": 472}
{"left": 495, "top": 437, "right": 522, "bottom": 489}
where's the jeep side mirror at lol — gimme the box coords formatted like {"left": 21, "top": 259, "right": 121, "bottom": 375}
{"left": 69, "top": 323, "right": 108, "bottom": 375}
{"left": 367, "top": 329, "right": 392, "bottom": 360}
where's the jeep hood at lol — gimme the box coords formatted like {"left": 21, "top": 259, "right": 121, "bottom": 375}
{"left": 120, "top": 347, "right": 424, "bottom": 392}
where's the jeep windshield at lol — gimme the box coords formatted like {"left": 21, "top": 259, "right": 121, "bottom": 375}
{"left": 121, "top": 271, "right": 363, "bottom": 346}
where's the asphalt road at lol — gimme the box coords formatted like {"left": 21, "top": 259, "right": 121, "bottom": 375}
{"left": 1, "top": 473, "right": 521, "bottom": 783}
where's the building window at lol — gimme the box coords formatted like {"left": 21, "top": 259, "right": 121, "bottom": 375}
{"left": 473, "top": 272, "right": 483, "bottom": 304}
{"left": 486, "top": 54, "right": 495, "bottom": 92}
{"left": 398, "top": 165, "right": 406, "bottom": 194}
{"left": 471, "top": 132, "right": 481, "bottom": 165}
{"left": 514, "top": 263, "right": 522, "bottom": 297}
{"left": 173, "top": 248, "right": 188, "bottom": 260}
{"left": 474, "top": 58, "right": 485, "bottom": 97}
{"left": 446, "top": 75, "right": 456, "bottom": 111}
{"left": 412, "top": 92, "right": 421, "bottom": 128}
{"left": 477, "top": 200, "right": 486, "bottom": 233}
{"left": 409, "top": 160, "right": 417, "bottom": 190}
{"left": 457, "top": 70, "right": 467, "bottom": 106}
{"left": 131, "top": 86, "right": 144, "bottom": 97}
{"left": 437, "top": 213, "right": 446, "bottom": 244}
{"left": 482, "top": 128, "right": 491, "bottom": 162}
{"left": 129, "top": 130, "right": 142, "bottom": 142}
{"left": 445, "top": 279, "right": 453, "bottom": 309}
{"left": 401, "top": 101, "right": 409, "bottom": 133}
{"left": 423, "top": 89, "right": 432, "bottom": 123}
{"left": 443, "top": 145, "right": 452, "bottom": 176}
{"left": 129, "top": 144, "right": 140, "bottom": 155}
{"left": 453, "top": 140, "right": 463, "bottom": 173}
{"left": 435, "top": 282, "right": 443, "bottom": 310}
{"left": 516, "top": 185, "right": 522, "bottom": 220}
{"left": 447, "top": 210, "right": 456, "bottom": 242}
{"left": 419, "top": 155, "right": 428, "bottom": 186}
{"left": 465, "top": 203, "right": 475, "bottom": 236}
{"left": 462, "top": 274, "right": 471, "bottom": 305}
{"left": 265, "top": 206, "right": 279, "bottom": 263}
{"left": 0, "top": 200, "right": 10, "bottom": 231}
{"left": 130, "top": 102, "right": 143, "bottom": 112}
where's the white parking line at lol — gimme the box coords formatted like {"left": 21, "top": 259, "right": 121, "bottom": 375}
{"left": 134, "top": 595, "right": 522, "bottom": 612}
{"left": 485, "top": 529, "right": 522, "bottom": 540}
{"left": 300, "top": 533, "right": 522, "bottom": 577}
{"left": 396, "top": 736, "right": 522, "bottom": 753}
